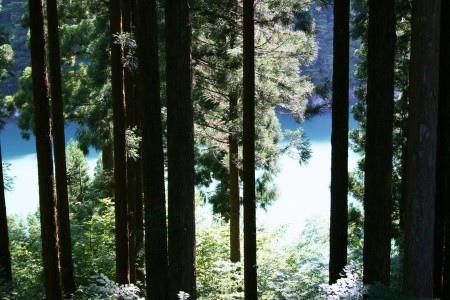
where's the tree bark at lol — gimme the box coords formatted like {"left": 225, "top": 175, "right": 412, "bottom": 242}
{"left": 136, "top": 0, "right": 169, "bottom": 298}
{"left": 362, "top": 0, "right": 396, "bottom": 286}
{"left": 109, "top": 0, "right": 129, "bottom": 285}
{"left": 0, "top": 144, "right": 12, "bottom": 288}
{"left": 243, "top": 0, "right": 257, "bottom": 298}
{"left": 403, "top": 0, "right": 440, "bottom": 296}
{"left": 46, "top": 0, "right": 75, "bottom": 295}
{"left": 165, "top": 0, "right": 196, "bottom": 298}
{"left": 229, "top": 93, "right": 240, "bottom": 263}
{"left": 122, "top": 0, "right": 138, "bottom": 284}
{"left": 438, "top": 1, "right": 450, "bottom": 297}
{"left": 329, "top": 0, "right": 349, "bottom": 285}
{"left": 29, "top": 0, "right": 62, "bottom": 298}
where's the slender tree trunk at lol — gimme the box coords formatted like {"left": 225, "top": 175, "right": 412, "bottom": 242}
{"left": 122, "top": 0, "right": 138, "bottom": 284}
{"left": 46, "top": 0, "right": 75, "bottom": 295}
{"left": 229, "top": 93, "right": 240, "bottom": 263}
{"left": 109, "top": 0, "right": 129, "bottom": 285}
{"left": 438, "top": 1, "right": 450, "bottom": 297}
{"left": 362, "top": 0, "right": 396, "bottom": 286}
{"left": 329, "top": 0, "right": 349, "bottom": 285}
{"left": 0, "top": 144, "right": 12, "bottom": 289}
{"left": 403, "top": 0, "right": 440, "bottom": 296}
{"left": 166, "top": 0, "right": 196, "bottom": 298}
{"left": 136, "top": 0, "right": 169, "bottom": 298}
{"left": 29, "top": 0, "right": 62, "bottom": 298}
{"left": 243, "top": 0, "right": 257, "bottom": 298}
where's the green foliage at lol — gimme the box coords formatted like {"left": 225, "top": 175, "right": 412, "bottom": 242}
{"left": 73, "top": 274, "right": 143, "bottom": 300}
{"left": 193, "top": 0, "right": 317, "bottom": 216}
{"left": 66, "top": 139, "right": 90, "bottom": 205}
{"left": 2, "top": 161, "right": 14, "bottom": 191}
{"left": 319, "top": 264, "right": 419, "bottom": 300}
{"left": 0, "top": 0, "right": 29, "bottom": 97}
{"left": 196, "top": 201, "right": 329, "bottom": 299}
{"left": 65, "top": 142, "right": 116, "bottom": 283}
{"left": 0, "top": 43, "right": 13, "bottom": 79}
{"left": 7, "top": 213, "right": 45, "bottom": 299}
{"left": 5, "top": 144, "right": 116, "bottom": 299}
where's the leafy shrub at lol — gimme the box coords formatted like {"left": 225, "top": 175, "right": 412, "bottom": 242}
{"left": 73, "top": 273, "right": 143, "bottom": 300}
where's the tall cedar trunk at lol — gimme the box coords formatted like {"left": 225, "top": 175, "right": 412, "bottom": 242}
{"left": 136, "top": 0, "right": 169, "bottom": 298}
{"left": 0, "top": 144, "right": 12, "bottom": 287}
{"left": 362, "top": 0, "right": 396, "bottom": 285}
{"left": 166, "top": 0, "right": 196, "bottom": 298}
{"left": 46, "top": 0, "right": 75, "bottom": 295}
{"left": 29, "top": 0, "right": 62, "bottom": 298}
{"left": 438, "top": 1, "right": 450, "bottom": 297}
{"left": 329, "top": 0, "right": 349, "bottom": 284}
{"left": 403, "top": 0, "right": 440, "bottom": 296}
{"left": 243, "top": 0, "right": 257, "bottom": 298}
{"left": 109, "top": 0, "right": 129, "bottom": 285}
{"left": 122, "top": 0, "right": 137, "bottom": 284}
{"left": 229, "top": 93, "right": 240, "bottom": 263}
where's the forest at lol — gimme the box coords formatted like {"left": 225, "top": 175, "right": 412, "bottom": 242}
{"left": 0, "top": 0, "right": 447, "bottom": 299}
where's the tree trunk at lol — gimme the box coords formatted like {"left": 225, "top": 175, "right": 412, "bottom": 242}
{"left": 403, "top": 0, "right": 440, "bottom": 296}
{"left": 29, "top": 0, "right": 62, "bottom": 298}
{"left": 46, "top": 0, "right": 75, "bottom": 295}
{"left": 136, "top": 0, "right": 169, "bottom": 298}
{"left": 229, "top": 93, "right": 240, "bottom": 263}
{"left": 122, "top": 0, "right": 138, "bottom": 284}
{"left": 362, "top": 0, "right": 396, "bottom": 286}
{"left": 0, "top": 144, "right": 12, "bottom": 288}
{"left": 109, "top": 0, "right": 129, "bottom": 285}
{"left": 438, "top": 1, "right": 450, "bottom": 297}
{"left": 329, "top": 0, "right": 349, "bottom": 285}
{"left": 165, "top": 0, "right": 197, "bottom": 298}
{"left": 243, "top": 0, "right": 257, "bottom": 298}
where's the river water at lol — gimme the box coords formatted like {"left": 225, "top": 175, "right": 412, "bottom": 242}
{"left": 2, "top": 112, "right": 360, "bottom": 240}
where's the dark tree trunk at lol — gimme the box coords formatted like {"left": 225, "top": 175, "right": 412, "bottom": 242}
{"left": 243, "top": 0, "right": 257, "bottom": 298}
{"left": 438, "top": 1, "right": 450, "bottom": 297}
{"left": 362, "top": 0, "right": 396, "bottom": 286}
{"left": 46, "top": 0, "right": 75, "bottom": 295}
{"left": 109, "top": 0, "right": 129, "bottom": 285}
{"left": 165, "top": 0, "right": 196, "bottom": 298}
{"left": 229, "top": 93, "right": 240, "bottom": 263}
{"left": 122, "top": 0, "right": 138, "bottom": 284}
{"left": 29, "top": 0, "right": 62, "bottom": 298}
{"left": 403, "top": 0, "right": 440, "bottom": 297}
{"left": 0, "top": 144, "right": 12, "bottom": 288}
{"left": 136, "top": 0, "right": 169, "bottom": 298}
{"left": 329, "top": 0, "right": 349, "bottom": 285}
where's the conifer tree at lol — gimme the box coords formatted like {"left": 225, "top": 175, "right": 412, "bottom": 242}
{"left": 362, "top": 0, "right": 396, "bottom": 285}
{"left": 136, "top": 0, "right": 169, "bottom": 297}
{"left": 243, "top": 0, "right": 257, "bottom": 298}
{"left": 46, "top": 0, "right": 75, "bottom": 294}
{"left": 404, "top": 0, "right": 440, "bottom": 296}
{"left": 166, "top": 0, "right": 197, "bottom": 298}
{"left": 329, "top": 0, "right": 349, "bottom": 284}
{"left": 109, "top": 0, "right": 129, "bottom": 285}
{"left": 29, "top": 0, "right": 62, "bottom": 297}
